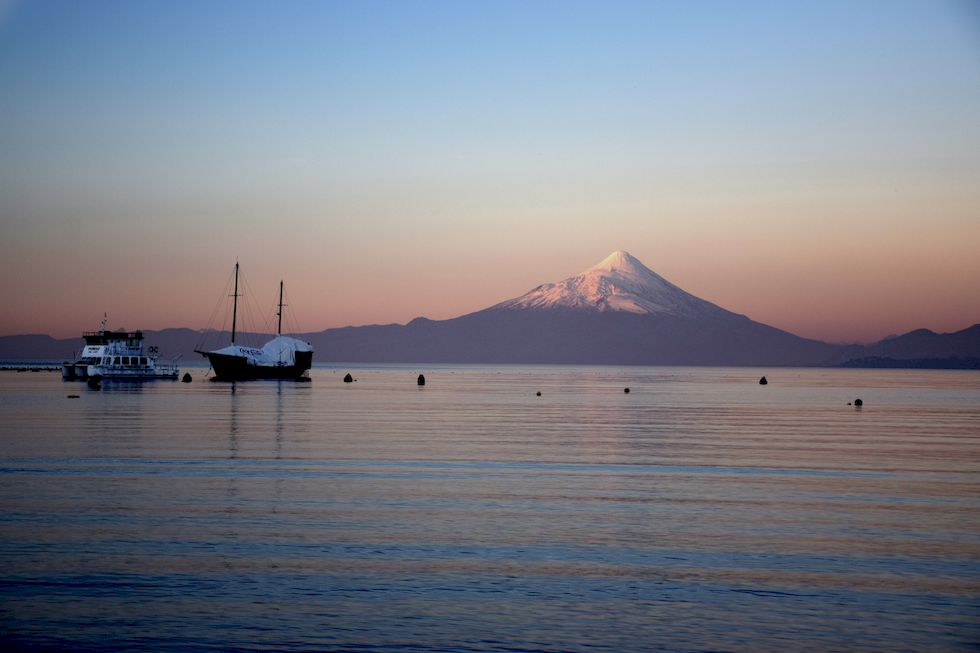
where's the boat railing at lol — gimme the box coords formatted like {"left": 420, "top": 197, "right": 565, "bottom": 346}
{"left": 89, "top": 355, "right": 180, "bottom": 374}
{"left": 83, "top": 330, "right": 143, "bottom": 339}
{"left": 152, "top": 355, "right": 181, "bottom": 374}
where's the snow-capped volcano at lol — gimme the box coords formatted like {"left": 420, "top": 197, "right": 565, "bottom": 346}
{"left": 280, "top": 249, "right": 842, "bottom": 366}
{"left": 494, "top": 250, "right": 725, "bottom": 318}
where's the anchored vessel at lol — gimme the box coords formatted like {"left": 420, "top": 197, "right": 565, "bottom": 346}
{"left": 197, "top": 264, "right": 313, "bottom": 381}
{"left": 62, "top": 319, "right": 179, "bottom": 381}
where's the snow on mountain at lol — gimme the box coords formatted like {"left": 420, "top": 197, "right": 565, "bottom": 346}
{"left": 493, "top": 250, "right": 728, "bottom": 318}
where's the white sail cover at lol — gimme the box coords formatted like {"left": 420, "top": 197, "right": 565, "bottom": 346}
{"left": 210, "top": 335, "right": 313, "bottom": 367}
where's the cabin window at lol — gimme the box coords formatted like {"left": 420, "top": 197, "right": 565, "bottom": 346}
{"left": 122, "top": 356, "right": 130, "bottom": 365}
{"left": 140, "top": 357, "right": 147, "bottom": 365}
{"left": 113, "top": 357, "right": 121, "bottom": 365}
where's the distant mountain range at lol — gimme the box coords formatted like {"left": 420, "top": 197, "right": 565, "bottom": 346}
{"left": 3, "top": 251, "right": 978, "bottom": 368}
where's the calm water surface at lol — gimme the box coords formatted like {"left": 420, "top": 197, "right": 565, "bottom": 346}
{"left": 1, "top": 365, "right": 978, "bottom": 651}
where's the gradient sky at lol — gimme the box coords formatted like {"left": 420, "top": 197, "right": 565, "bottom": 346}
{"left": 1, "top": 0, "right": 978, "bottom": 343}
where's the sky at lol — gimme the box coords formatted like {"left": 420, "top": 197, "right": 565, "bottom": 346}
{"left": 1, "top": 0, "right": 978, "bottom": 343}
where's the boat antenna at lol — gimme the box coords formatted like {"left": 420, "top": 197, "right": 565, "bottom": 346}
{"left": 99, "top": 313, "right": 106, "bottom": 335}
{"left": 277, "top": 280, "right": 284, "bottom": 336}
{"left": 231, "top": 262, "right": 240, "bottom": 344}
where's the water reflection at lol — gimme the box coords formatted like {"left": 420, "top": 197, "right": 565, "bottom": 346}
{"left": 228, "top": 382, "right": 239, "bottom": 459}
{"left": 201, "top": 379, "right": 313, "bottom": 461}
{"left": 0, "top": 368, "right": 977, "bottom": 652}
{"left": 274, "top": 381, "right": 283, "bottom": 460}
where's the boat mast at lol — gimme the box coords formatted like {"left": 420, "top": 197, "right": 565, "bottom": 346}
{"left": 231, "top": 262, "right": 240, "bottom": 345}
{"left": 277, "top": 280, "right": 284, "bottom": 336}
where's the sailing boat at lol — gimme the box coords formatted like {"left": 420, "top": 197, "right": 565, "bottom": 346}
{"left": 196, "top": 263, "right": 314, "bottom": 380}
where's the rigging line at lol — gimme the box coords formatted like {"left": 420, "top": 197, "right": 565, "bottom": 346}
{"left": 216, "top": 266, "right": 234, "bottom": 348}
{"left": 281, "top": 285, "right": 303, "bottom": 337}
{"left": 217, "top": 295, "right": 230, "bottom": 347}
{"left": 196, "top": 266, "right": 236, "bottom": 352}
{"left": 238, "top": 269, "right": 266, "bottom": 347}
{"left": 235, "top": 267, "right": 252, "bottom": 346}
{"left": 247, "top": 277, "right": 267, "bottom": 345}
{"left": 258, "top": 283, "right": 279, "bottom": 338}
{"left": 280, "top": 286, "right": 293, "bottom": 336}
{"left": 244, "top": 272, "right": 270, "bottom": 338}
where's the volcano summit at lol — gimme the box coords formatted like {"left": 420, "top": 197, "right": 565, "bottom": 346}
{"left": 496, "top": 250, "right": 732, "bottom": 318}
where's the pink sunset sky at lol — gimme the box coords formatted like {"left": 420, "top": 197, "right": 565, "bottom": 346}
{"left": 1, "top": 1, "right": 978, "bottom": 344}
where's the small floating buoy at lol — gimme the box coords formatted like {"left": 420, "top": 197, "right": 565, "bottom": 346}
{"left": 759, "top": 376, "right": 768, "bottom": 385}
{"left": 854, "top": 398, "right": 863, "bottom": 407}
{"left": 624, "top": 387, "right": 630, "bottom": 394}
{"left": 417, "top": 374, "right": 426, "bottom": 386}
{"left": 181, "top": 373, "right": 192, "bottom": 383}
{"left": 67, "top": 395, "right": 80, "bottom": 399}
{"left": 343, "top": 373, "right": 353, "bottom": 383}
{"left": 847, "top": 402, "right": 852, "bottom": 406}
{"left": 536, "top": 391, "right": 541, "bottom": 396}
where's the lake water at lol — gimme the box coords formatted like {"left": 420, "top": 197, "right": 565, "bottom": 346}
{"left": 1, "top": 365, "right": 978, "bottom": 651}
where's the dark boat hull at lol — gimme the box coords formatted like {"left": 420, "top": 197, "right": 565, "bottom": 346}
{"left": 205, "top": 351, "right": 312, "bottom": 381}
